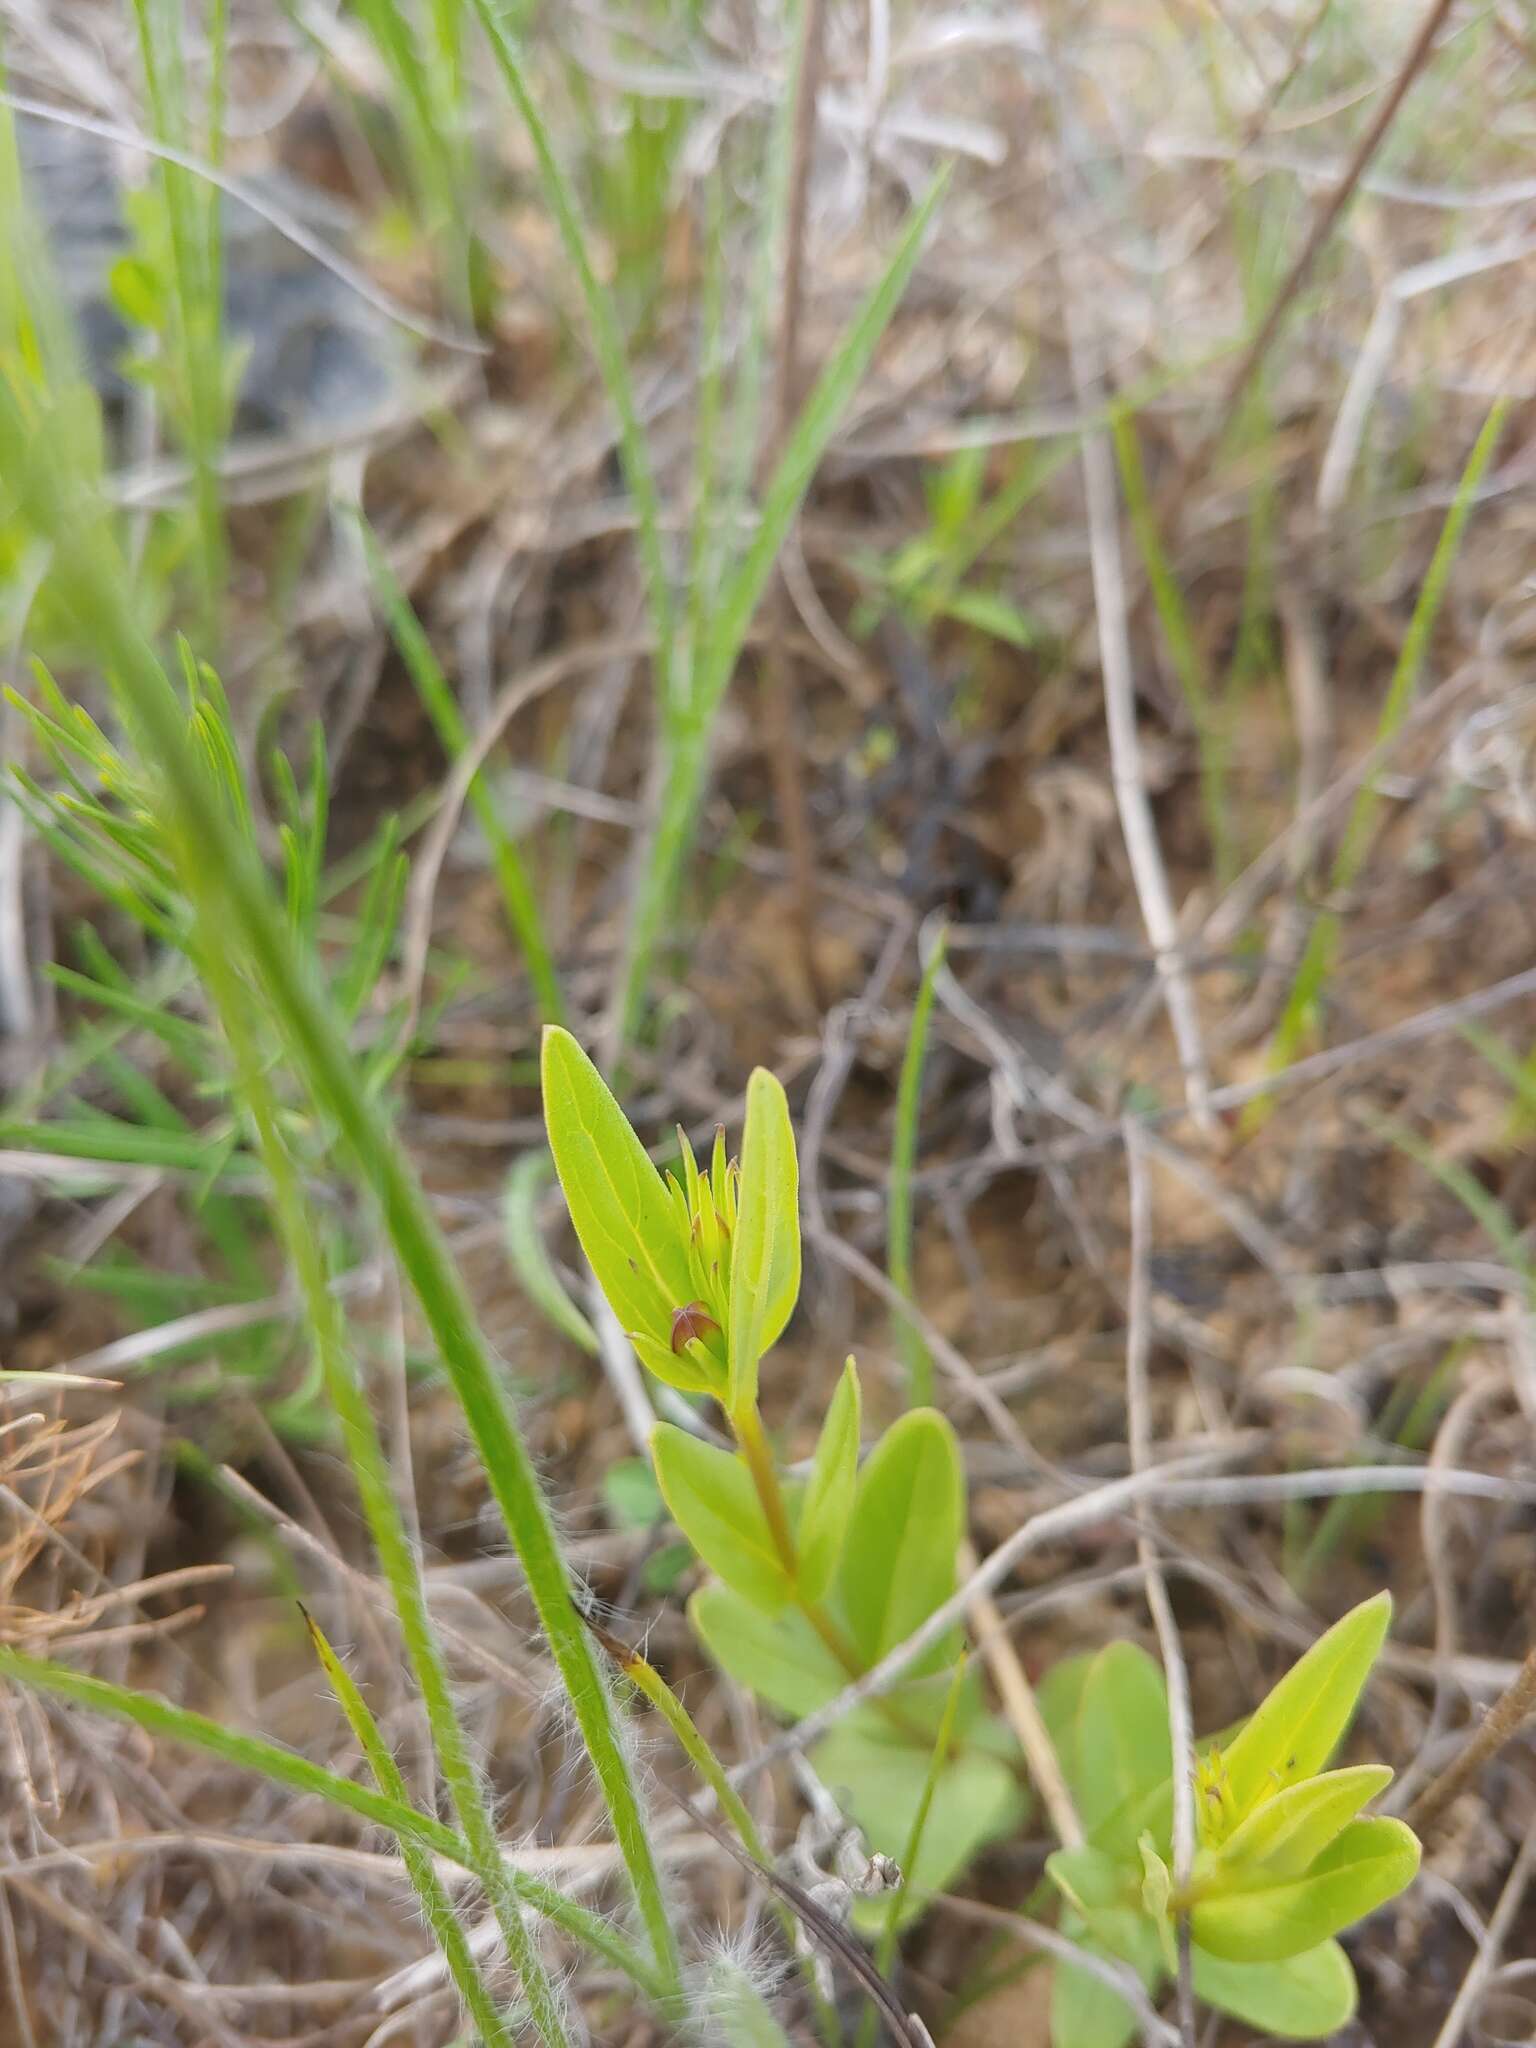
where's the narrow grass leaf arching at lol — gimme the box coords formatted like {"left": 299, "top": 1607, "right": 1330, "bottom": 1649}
{"left": 304, "top": 1611, "right": 519, "bottom": 2048}
{"left": 0, "top": 1644, "right": 662, "bottom": 1998}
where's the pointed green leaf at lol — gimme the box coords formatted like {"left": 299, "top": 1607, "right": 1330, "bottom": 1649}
{"left": 651, "top": 1424, "right": 792, "bottom": 1612}
{"left": 540, "top": 1026, "right": 695, "bottom": 1360}
{"left": 1075, "top": 1643, "right": 1172, "bottom": 1852}
{"left": 1214, "top": 1765, "right": 1393, "bottom": 1882}
{"left": 689, "top": 1582, "right": 846, "bottom": 1718}
{"left": 1192, "top": 1817, "right": 1420, "bottom": 1963}
{"left": 795, "top": 1357, "right": 861, "bottom": 1601}
{"left": 1221, "top": 1593, "right": 1392, "bottom": 1821}
{"left": 837, "top": 1408, "right": 963, "bottom": 1675}
{"left": 727, "top": 1067, "right": 801, "bottom": 1413}
{"left": 938, "top": 586, "right": 1038, "bottom": 648}
{"left": 1193, "top": 1941, "right": 1357, "bottom": 2038}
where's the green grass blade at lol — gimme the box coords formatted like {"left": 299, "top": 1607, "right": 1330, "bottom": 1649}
{"left": 926, "top": 438, "right": 1074, "bottom": 609}
{"left": 357, "top": 516, "right": 565, "bottom": 1023}
{"left": 857, "top": 1656, "right": 969, "bottom": 2048}
{"left": 467, "top": 0, "right": 674, "bottom": 709}
{"left": 1460, "top": 1021, "right": 1536, "bottom": 1134}
{"left": 194, "top": 915, "right": 573, "bottom": 2043}
{"left": 1110, "top": 404, "right": 1229, "bottom": 877}
{"left": 683, "top": 172, "right": 730, "bottom": 689}
{"left": 1293, "top": 1340, "right": 1465, "bottom": 1593}
{"left": 0, "top": 1115, "right": 246, "bottom": 1174}
{"left": 611, "top": 173, "right": 949, "bottom": 1049}
{"left": 340, "top": 0, "right": 479, "bottom": 313}
{"left": 702, "top": 0, "right": 800, "bottom": 653}
{"left": 1367, "top": 1110, "right": 1531, "bottom": 1296}
{"left": 1261, "top": 399, "right": 1509, "bottom": 1092}
{"left": 44, "top": 960, "right": 206, "bottom": 1065}
{"left": 127, "top": 0, "right": 230, "bottom": 635}
{"left": 304, "top": 1611, "right": 519, "bottom": 2048}
{"left": 889, "top": 927, "right": 946, "bottom": 1407}
{"left": 699, "top": 172, "right": 949, "bottom": 724}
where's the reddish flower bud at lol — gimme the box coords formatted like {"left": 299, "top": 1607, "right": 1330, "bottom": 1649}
{"left": 669, "top": 1300, "right": 722, "bottom": 1354}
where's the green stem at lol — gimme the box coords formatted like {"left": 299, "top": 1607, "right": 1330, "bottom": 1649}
{"left": 197, "top": 937, "right": 569, "bottom": 2041}
{"left": 590, "top": 1621, "right": 842, "bottom": 2048}
{"left": 0, "top": 1644, "right": 663, "bottom": 1999}
{"left": 888, "top": 927, "right": 945, "bottom": 1405}
{"left": 857, "top": 1658, "right": 969, "bottom": 2048}
{"left": 731, "top": 1404, "right": 928, "bottom": 1747}
{"left": 732, "top": 1402, "right": 801, "bottom": 1573}
{"left": 305, "top": 1611, "right": 517, "bottom": 2048}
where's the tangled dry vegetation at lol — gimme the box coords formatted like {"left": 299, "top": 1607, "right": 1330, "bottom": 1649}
{"left": 4, "top": 0, "right": 1536, "bottom": 2042}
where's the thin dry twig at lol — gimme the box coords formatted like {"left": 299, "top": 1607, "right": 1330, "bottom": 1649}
{"left": 806, "top": 1218, "right": 1047, "bottom": 1473}
{"left": 1425, "top": 1826, "right": 1536, "bottom": 2048}
{"left": 1123, "top": 1121, "right": 1197, "bottom": 2045}
{"left": 1389, "top": 1377, "right": 1505, "bottom": 1817}
{"left": 1200, "top": 0, "right": 1460, "bottom": 462}
{"left": 732, "top": 1447, "right": 1244, "bottom": 1780}
{"left": 1059, "top": 233, "right": 1215, "bottom": 1131}
{"left": 1407, "top": 1646, "right": 1536, "bottom": 1839}
{"left": 735, "top": 1450, "right": 1532, "bottom": 1783}
{"left": 213, "top": 1465, "right": 548, "bottom": 1705}
{"left": 960, "top": 1540, "right": 1082, "bottom": 1849}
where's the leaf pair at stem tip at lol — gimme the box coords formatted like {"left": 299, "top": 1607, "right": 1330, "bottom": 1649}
{"left": 541, "top": 1025, "right": 799, "bottom": 1416}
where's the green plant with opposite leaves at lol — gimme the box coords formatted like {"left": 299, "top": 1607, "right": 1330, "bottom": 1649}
{"left": 1038, "top": 1591, "right": 1420, "bottom": 2046}
{"left": 541, "top": 1026, "right": 1027, "bottom": 1918}
{"left": 543, "top": 1033, "right": 1421, "bottom": 2032}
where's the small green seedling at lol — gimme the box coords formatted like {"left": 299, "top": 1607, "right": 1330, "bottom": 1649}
{"left": 1038, "top": 1593, "right": 1420, "bottom": 2046}
{"left": 542, "top": 1027, "right": 1026, "bottom": 1918}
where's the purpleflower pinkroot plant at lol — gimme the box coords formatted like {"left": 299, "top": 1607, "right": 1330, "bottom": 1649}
{"left": 541, "top": 1026, "right": 1028, "bottom": 1919}
{"left": 541, "top": 1031, "right": 1421, "bottom": 2026}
